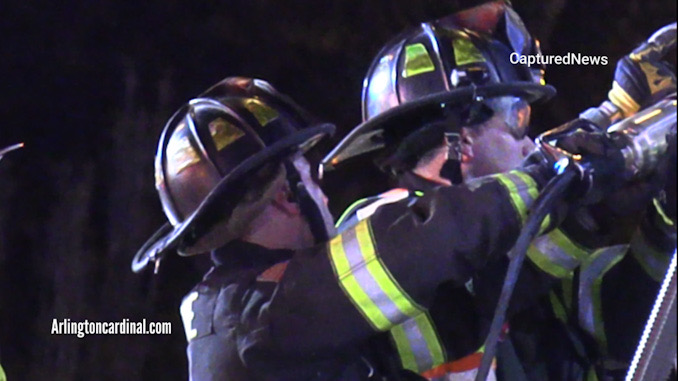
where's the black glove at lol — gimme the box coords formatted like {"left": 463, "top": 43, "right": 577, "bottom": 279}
{"left": 608, "top": 23, "right": 676, "bottom": 118}
{"left": 548, "top": 124, "right": 626, "bottom": 206}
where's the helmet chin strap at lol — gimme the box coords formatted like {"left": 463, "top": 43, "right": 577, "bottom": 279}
{"left": 283, "top": 160, "right": 331, "bottom": 244}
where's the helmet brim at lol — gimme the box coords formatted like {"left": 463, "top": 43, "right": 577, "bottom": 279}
{"left": 132, "top": 123, "right": 335, "bottom": 273}
{"left": 322, "top": 83, "right": 555, "bottom": 171}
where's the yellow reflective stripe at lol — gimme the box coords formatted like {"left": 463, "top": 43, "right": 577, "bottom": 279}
{"left": 329, "top": 232, "right": 392, "bottom": 330}
{"left": 391, "top": 323, "right": 419, "bottom": 371}
{"left": 527, "top": 228, "right": 591, "bottom": 279}
{"left": 355, "top": 221, "right": 423, "bottom": 318}
{"left": 494, "top": 175, "right": 527, "bottom": 224}
{"left": 513, "top": 171, "right": 553, "bottom": 233}
{"left": 550, "top": 228, "right": 590, "bottom": 260}
{"left": 539, "top": 214, "right": 552, "bottom": 234}
{"left": 579, "top": 245, "right": 627, "bottom": 353}
{"left": 653, "top": 198, "right": 674, "bottom": 227}
{"left": 609, "top": 81, "right": 640, "bottom": 117}
{"left": 328, "top": 220, "right": 424, "bottom": 331}
{"left": 419, "top": 314, "right": 446, "bottom": 369}
{"left": 403, "top": 43, "right": 435, "bottom": 78}
{"left": 492, "top": 170, "right": 538, "bottom": 225}
{"left": 391, "top": 313, "right": 446, "bottom": 373}
{"left": 512, "top": 171, "right": 538, "bottom": 196}
{"left": 630, "top": 228, "right": 672, "bottom": 282}
{"left": 527, "top": 244, "right": 574, "bottom": 279}
{"left": 549, "top": 291, "right": 569, "bottom": 323}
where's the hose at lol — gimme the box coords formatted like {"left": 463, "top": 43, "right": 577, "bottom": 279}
{"left": 476, "top": 167, "right": 579, "bottom": 381}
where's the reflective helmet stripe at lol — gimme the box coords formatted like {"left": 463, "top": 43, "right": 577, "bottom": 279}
{"left": 403, "top": 43, "right": 436, "bottom": 78}
{"left": 452, "top": 36, "right": 486, "bottom": 66}
{"left": 578, "top": 245, "right": 628, "bottom": 353}
{"left": 527, "top": 228, "right": 591, "bottom": 279}
{"left": 329, "top": 219, "right": 424, "bottom": 331}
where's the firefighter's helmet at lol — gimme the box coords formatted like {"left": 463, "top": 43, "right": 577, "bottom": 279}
{"left": 322, "top": 1, "right": 556, "bottom": 171}
{"left": 133, "top": 77, "right": 334, "bottom": 272}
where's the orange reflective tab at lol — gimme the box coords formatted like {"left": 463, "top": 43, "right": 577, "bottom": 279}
{"left": 421, "top": 351, "right": 490, "bottom": 378}
{"left": 256, "top": 261, "right": 289, "bottom": 283}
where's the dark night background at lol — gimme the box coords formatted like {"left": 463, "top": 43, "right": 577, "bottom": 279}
{"left": 0, "top": 1, "right": 675, "bottom": 380}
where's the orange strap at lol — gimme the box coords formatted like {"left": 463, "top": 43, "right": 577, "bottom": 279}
{"left": 421, "top": 351, "right": 488, "bottom": 378}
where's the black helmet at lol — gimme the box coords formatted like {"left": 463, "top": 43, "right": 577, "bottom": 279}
{"left": 133, "top": 77, "right": 334, "bottom": 272}
{"left": 322, "top": 1, "right": 555, "bottom": 171}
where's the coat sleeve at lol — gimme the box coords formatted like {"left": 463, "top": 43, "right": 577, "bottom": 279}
{"left": 237, "top": 166, "right": 553, "bottom": 361}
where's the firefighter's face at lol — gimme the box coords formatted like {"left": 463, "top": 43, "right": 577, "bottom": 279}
{"left": 292, "top": 155, "right": 336, "bottom": 239}
{"left": 459, "top": 99, "right": 534, "bottom": 180}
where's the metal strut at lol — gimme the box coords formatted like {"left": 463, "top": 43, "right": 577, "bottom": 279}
{"left": 625, "top": 250, "right": 677, "bottom": 381}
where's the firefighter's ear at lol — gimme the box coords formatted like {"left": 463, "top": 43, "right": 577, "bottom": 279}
{"left": 271, "top": 183, "right": 302, "bottom": 216}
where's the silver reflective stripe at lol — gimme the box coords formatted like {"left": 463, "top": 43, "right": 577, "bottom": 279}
{"left": 505, "top": 172, "right": 535, "bottom": 210}
{"left": 341, "top": 227, "right": 411, "bottom": 326}
{"left": 578, "top": 245, "right": 628, "bottom": 350}
{"left": 533, "top": 234, "right": 581, "bottom": 271}
{"left": 398, "top": 316, "right": 436, "bottom": 371}
{"left": 527, "top": 228, "right": 590, "bottom": 279}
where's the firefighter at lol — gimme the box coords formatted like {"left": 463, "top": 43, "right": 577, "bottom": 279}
{"left": 322, "top": 3, "right": 564, "bottom": 379}
{"left": 321, "top": 3, "right": 676, "bottom": 379}
{"left": 133, "top": 75, "right": 606, "bottom": 380}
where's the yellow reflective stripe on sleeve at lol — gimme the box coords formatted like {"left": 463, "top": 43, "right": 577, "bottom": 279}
{"left": 390, "top": 312, "right": 446, "bottom": 373}
{"left": 578, "top": 245, "right": 628, "bottom": 353}
{"left": 328, "top": 219, "right": 424, "bottom": 331}
{"left": 630, "top": 228, "right": 672, "bottom": 282}
{"left": 527, "top": 228, "right": 591, "bottom": 279}
{"left": 492, "top": 170, "right": 539, "bottom": 225}
{"left": 391, "top": 323, "right": 418, "bottom": 372}
{"left": 653, "top": 197, "right": 674, "bottom": 227}
{"left": 528, "top": 245, "right": 573, "bottom": 279}
{"left": 512, "top": 171, "right": 538, "bottom": 196}
{"left": 549, "top": 291, "right": 569, "bottom": 323}
{"left": 329, "top": 230, "right": 393, "bottom": 330}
